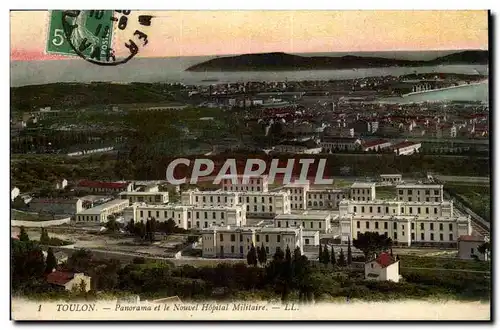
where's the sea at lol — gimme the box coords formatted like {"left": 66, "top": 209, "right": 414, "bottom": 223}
{"left": 10, "top": 50, "right": 489, "bottom": 102}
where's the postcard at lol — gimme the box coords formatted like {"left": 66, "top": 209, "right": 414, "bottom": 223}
{"left": 10, "top": 10, "right": 490, "bottom": 321}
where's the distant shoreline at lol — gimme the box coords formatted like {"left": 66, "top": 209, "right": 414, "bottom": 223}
{"left": 402, "top": 79, "right": 488, "bottom": 97}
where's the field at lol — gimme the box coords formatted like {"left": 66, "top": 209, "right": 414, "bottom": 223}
{"left": 445, "top": 182, "right": 490, "bottom": 222}
{"left": 11, "top": 209, "right": 61, "bottom": 221}
{"left": 399, "top": 255, "right": 491, "bottom": 272}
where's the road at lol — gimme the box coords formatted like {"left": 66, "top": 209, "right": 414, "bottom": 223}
{"left": 435, "top": 175, "right": 490, "bottom": 184}
{"left": 402, "top": 137, "right": 489, "bottom": 145}
{"left": 401, "top": 266, "right": 490, "bottom": 274}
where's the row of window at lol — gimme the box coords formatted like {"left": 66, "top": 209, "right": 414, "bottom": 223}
{"left": 308, "top": 201, "right": 339, "bottom": 207}
{"left": 207, "top": 245, "right": 273, "bottom": 254}
{"left": 139, "top": 210, "right": 228, "bottom": 220}
{"left": 352, "top": 197, "right": 371, "bottom": 201}
{"left": 77, "top": 215, "right": 100, "bottom": 222}
{"left": 356, "top": 221, "right": 454, "bottom": 231}
{"left": 307, "top": 194, "right": 346, "bottom": 200}
{"left": 277, "top": 220, "right": 323, "bottom": 229}
{"left": 220, "top": 233, "right": 281, "bottom": 243}
{"left": 223, "top": 179, "right": 262, "bottom": 185}
{"left": 222, "top": 186, "right": 262, "bottom": 192}
{"left": 125, "top": 196, "right": 163, "bottom": 203}
{"left": 400, "top": 197, "right": 441, "bottom": 202}
{"left": 352, "top": 189, "right": 372, "bottom": 194}
{"left": 357, "top": 231, "right": 454, "bottom": 241}
{"left": 398, "top": 189, "right": 440, "bottom": 195}
{"left": 353, "top": 205, "right": 440, "bottom": 215}
{"left": 246, "top": 205, "right": 274, "bottom": 212}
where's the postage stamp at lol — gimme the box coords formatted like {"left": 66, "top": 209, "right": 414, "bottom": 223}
{"left": 46, "top": 10, "right": 114, "bottom": 59}
{"left": 46, "top": 10, "right": 152, "bottom": 65}
{"left": 10, "top": 9, "right": 491, "bottom": 322}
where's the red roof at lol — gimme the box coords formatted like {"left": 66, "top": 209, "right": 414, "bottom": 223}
{"left": 458, "top": 235, "right": 485, "bottom": 242}
{"left": 362, "top": 139, "right": 390, "bottom": 148}
{"left": 47, "top": 271, "right": 74, "bottom": 286}
{"left": 78, "top": 180, "right": 129, "bottom": 190}
{"left": 373, "top": 253, "right": 397, "bottom": 268}
{"left": 392, "top": 141, "right": 420, "bottom": 149}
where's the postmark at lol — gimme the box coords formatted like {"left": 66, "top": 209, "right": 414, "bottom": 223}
{"left": 46, "top": 10, "right": 152, "bottom": 66}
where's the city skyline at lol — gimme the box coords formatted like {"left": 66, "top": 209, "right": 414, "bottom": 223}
{"left": 11, "top": 10, "right": 488, "bottom": 61}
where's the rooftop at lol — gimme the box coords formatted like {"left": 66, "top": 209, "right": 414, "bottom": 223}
{"left": 351, "top": 182, "right": 376, "bottom": 188}
{"left": 202, "top": 225, "right": 301, "bottom": 234}
{"left": 392, "top": 141, "right": 421, "bottom": 149}
{"left": 396, "top": 184, "right": 443, "bottom": 189}
{"left": 134, "top": 203, "right": 244, "bottom": 211}
{"left": 119, "top": 191, "right": 168, "bottom": 196}
{"left": 275, "top": 212, "right": 331, "bottom": 220}
{"left": 77, "top": 199, "right": 129, "bottom": 215}
{"left": 322, "top": 136, "right": 360, "bottom": 143}
{"left": 380, "top": 174, "right": 402, "bottom": 178}
{"left": 80, "top": 195, "right": 113, "bottom": 202}
{"left": 368, "top": 252, "right": 398, "bottom": 268}
{"left": 349, "top": 215, "right": 468, "bottom": 221}
{"left": 303, "top": 230, "right": 321, "bottom": 236}
{"left": 341, "top": 199, "right": 450, "bottom": 206}
{"left": 46, "top": 271, "right": 75, "bottom": 286}
{"left": 362, "top": 139, "right": 390, "bottom": 148}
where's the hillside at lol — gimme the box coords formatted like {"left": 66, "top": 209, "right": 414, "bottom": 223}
{"left": 186, "top": 50, "right": 488, "bottom": 72}
{"left": 10, "top": 82, "right": 182, "bottom": 110}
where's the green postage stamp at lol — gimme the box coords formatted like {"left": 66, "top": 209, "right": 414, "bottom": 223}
{"left": 46, "top": 10, "right": 114, "bottom": 58}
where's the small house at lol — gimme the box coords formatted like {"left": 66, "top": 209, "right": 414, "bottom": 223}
{"left": 364, "top": 252, "right": 400, "bottom": 283}
{"left": 46, "top": 271, "right": 91, "bottom": 292}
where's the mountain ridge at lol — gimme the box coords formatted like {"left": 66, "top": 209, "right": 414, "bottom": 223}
{"left": 186, "top": 50, "right": 489, "bottom": 72}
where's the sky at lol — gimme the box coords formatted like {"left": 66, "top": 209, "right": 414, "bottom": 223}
{"left": 10, "top": 10, "right": 488, "bottom": 61}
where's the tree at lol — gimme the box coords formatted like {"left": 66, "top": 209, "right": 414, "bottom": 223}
{"left": 149, "top": 218, "right": 157, "bottom": 241}
{"left": 68, "top": 249, "right": 93, "bottom": 273}
{"left": 322, "top": 244, "right": 330, "bottom": 266}
{"left": 145, "top": 219, "right": 151, "bottom": 240}
{"left": 11, "top": 240, "right": 45, "bottom": 288}
{"left": 477, "top": 242, "right": 491, "bottom": 259}
{"left": 285, "top": 246, "right": 292, "bottom": 265}
{"left": 12, "top": 196, "right": 26, "bottom": 210}
{"left": 18, "top": 226, "right": 29, "bottom": 242}
{"left": 45, "top": 247, "right": 57, "bottom": 274}
{"left": 164, "top": 218, "right": 177, "bottom": 234}
{"left": 78, "top": 279, "right": 88, "bottom": 293}
{"left": 125, "top": 219, "right": 135, "bottom": 234}
{"left": 258, "top": 242, "right": 267, "bottom": 265}
{"left": 338, "top": 248, "right": 346, "bottom": 267}
{"left": 105, "top": 215, "right": 119, "bottom": 232}
{"left": 353, "top": 232, "right": 393, "bottom": 260}
{"left": 247, "top": 243, "right": 258, "bottom": 267}
{"left": 347, "top": 238, "right": 353, "bottom": 265}
{"left": 293, "top": 246, "right": 302, "bottom": 262}
{"left": 281, "top": 245, "right": 293, "bottom": 302}
{"left": 330, "top": 245, "right": 336, "bottom": 266}
{"left": 273, "top": 247, "right": 285, "bottom": 263}
{"left": 134, "top": 221, "right": 146, "bottom": 239}
{"left": 145, "top": 218, "right": 156, "bottom": 242}
{"left": 318, "top": 244, "right": 323, "bottom": 263}
{"left": 40, "top": 228, "right": 50, "bottom": 244}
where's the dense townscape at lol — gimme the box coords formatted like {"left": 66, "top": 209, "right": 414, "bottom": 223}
{"left": 11, "top": 58, "right": 490, "bottom": 305}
